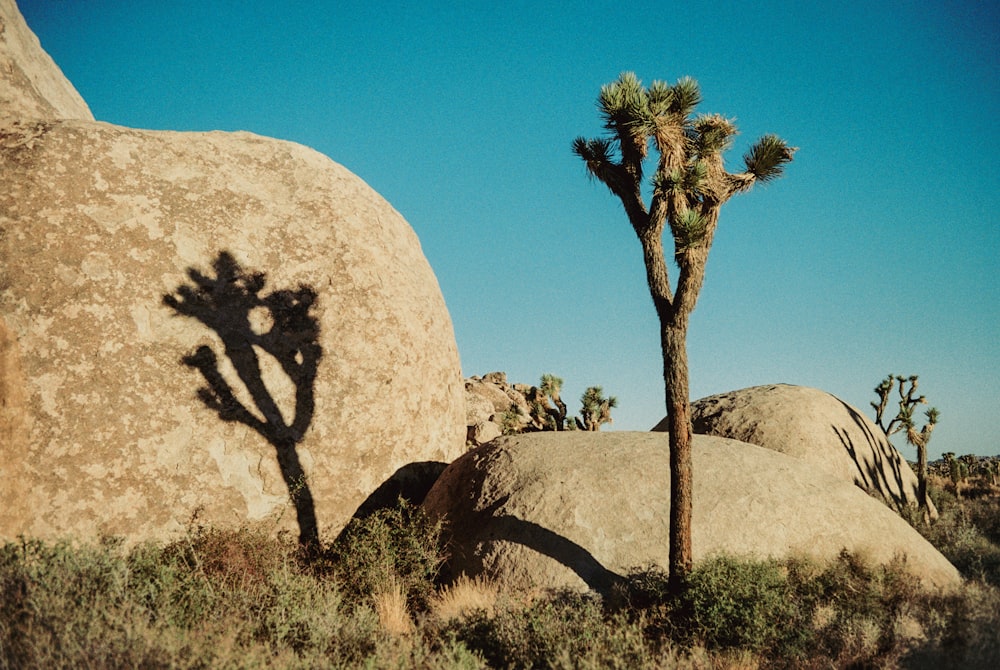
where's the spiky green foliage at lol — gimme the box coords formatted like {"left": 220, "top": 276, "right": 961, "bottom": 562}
{"left": 535, "top": 374, "right": 569, "bottom": 431}
{"left": 871, "top": 374, "right": 938, "bottom": 516}
{"left": 578, "top": 385, "right": 617, "bottom": 431}
{"left": 670, "top": 76, "right": 702, "bottom": 116}
{"left": 539, "top": 374, "right": 563, "bottom": 397}
{"left": 743, "top": 134, "right": 797, "bottom": 183}
{"left": 925, "top": 407, "right": 941, "bottom": 424}
{"left": 672, "top": 210, "right": 708, "bottom": 253}
{"left": 599, "top": 72, "right": 649, "bottom": 136}
{"left": 691, "top": 114, "right": 738, "bottom": 156}
{"left": 571, "top": 136, "right": 626, "bottom": 197}
{"left": 575, "top": 70, "right": 794, "bottom": 270}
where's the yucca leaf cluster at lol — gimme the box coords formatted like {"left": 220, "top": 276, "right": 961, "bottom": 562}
{"left": 574, "top": 72, "right": 795, "bottom": 263}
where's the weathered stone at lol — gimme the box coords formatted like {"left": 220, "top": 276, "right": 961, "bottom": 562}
{"left": 463, "top": 373, "right": 536, "bottom": 446}
{"left": 656, "top": 384, "right": 934, "bottom": 517}
{"left": 466, "top": 376, "right": 521, "bottom": 415}
{"left": 423, "top": 432, "right": 960, "bottom": 594}
{"left": 0, "top": 0, "right": 465, "bottom": 544}
{"left": 465, "top": 390, "right": 495, "bottom": 426}
{"left": 470, "top": 420, "right": 502, "bottom": 446}
{"left": 0, "top": 0, "right": 93, "bottom": 122}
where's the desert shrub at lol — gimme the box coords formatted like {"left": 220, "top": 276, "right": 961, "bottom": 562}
{"left": 446, "top": 590, "right": 657, "bottom": 669}
{"left": 964, "top": 495, "right": 1000, "bottom": 545}
{"left": 915, "top": 486, "right": 1000, "bottom": 586}
{"left": 678, "top": 555, "right": 809, "bottom": 654}
{"left": 614, "top": 552, "right": 944, "bottom": 668}
{"left": 805, "top": 552, "right": 921, "bottom": 667}
{"left": 903, "top": 581, "right": 1000, "bottom": 668}
{"left": 325, "top": 499, "right": 445, "bottom": 613}
{"left": 0, "top": 528, "right": 461, "bottom": 670}
{"left": 5, "top": 525, "right": 1000, "bottom": 669}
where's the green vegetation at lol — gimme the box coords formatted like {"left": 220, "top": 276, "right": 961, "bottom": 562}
{"left": 3, "top": 493, "right": 1000, "bottom": 669}
{"left": 576, "top": 385, "right": 617, "bottom": 432}
{"left": 916, "top": 464, "right": 1000, "bottom": 589}
{"left": 522, "top": 374, "right": 617, "bottom": 432}
{"left": 574, "top": 72, "right": 794, "bottom": 587}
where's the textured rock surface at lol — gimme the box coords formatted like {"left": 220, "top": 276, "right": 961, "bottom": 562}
{"left": 423, "top": 432, "right": 960, "bottom": 594}
{"left": 655, "top": 384, "right": 933, "bottom": 516}
{"left": 463, "top": 372, "right": 532, "bottom": 446}
{"left": 0, "top": 0, "right": 93, "bottom": 122}
{"left": 0, "top": 0, "right": 465, "bottom": 543}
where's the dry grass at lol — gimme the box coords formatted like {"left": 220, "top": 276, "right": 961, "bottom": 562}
{"left": 373, "top": 576, "right": 414, "bottom": 636}
{"left": 430, "top": 575, "right": 500, "bottom": 622}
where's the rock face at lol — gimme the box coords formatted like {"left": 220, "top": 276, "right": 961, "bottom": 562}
{"left": 0, "top": 0, "right": 93, "bottom": 122}
{"left": 423, "top": 432, "right": 960, "bottom": 594}
{"left": 0, "top": 0, "right": 465, "bottom": 544}
{"left": 654, "top": 384, "right": 933, "bottom": 517}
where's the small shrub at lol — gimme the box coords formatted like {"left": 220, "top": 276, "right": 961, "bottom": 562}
{"left": 673, "top": 555, "right": 811, "bottom": 657}
{"left": 325, "top": 499, "right": 445, "bottom": 612}
{"left": 447, "top": 590, "right": 656, "bottom": 669}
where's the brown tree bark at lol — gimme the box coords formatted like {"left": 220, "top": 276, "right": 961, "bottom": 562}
{"left": 917, "top": 444, "right": 928, "bottom": 518}
{"left": 662, "top": 317, "right": 693, "bottom": 591}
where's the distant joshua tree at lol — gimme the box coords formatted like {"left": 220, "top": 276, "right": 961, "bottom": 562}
{"left": 942, "top": 452, "right": 969, "bottom": 500}
{"left": 538, "top": 374, "right": 569, "bottom": 430}
{"left": 574, "top": 72, "right": 794, "bottom": 588}
{"left": 576, "top": 386, "right": 617, "bottom": 431}
{"left": 872, "top": 374, "right": 939, "bottom": 517}
{"left": 528, "top": 374, "right": 616, "bottom": 432}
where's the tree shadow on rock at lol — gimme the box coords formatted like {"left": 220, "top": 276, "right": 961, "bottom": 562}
{"left": 350, "top": 461, "right": 450, "bottom": 521}
{"left": 485, "top": 515, "right": 625, "bottom": 595}
{"left": 831, "top": 396, "right": 911, "bottom": 513}
{"left": 442, "top": 494, "right": 624, "bottom": 596}
{"left": 164, "top": 251, "right": 322, "bottom": 554}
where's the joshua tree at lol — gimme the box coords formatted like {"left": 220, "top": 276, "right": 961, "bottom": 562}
{"left": 989, "top": 459, "right": 1000, "bottom": 487}
{"left": 872, "top": 374, "right": 939, "bottom": 515}
{"left": 573, "top": 72, "right": 794, "bottom": 587}
{"left": 527, "top": 374, "right": 616, "bottom": 431}
{"left": 538, "top": 373, "right": 569, "bottom": 430}
{"left": 943, "top": 452, "right": 968, "bottom": 500}
{"left": 577, "top": 386, "right": 617, "bottom": 431}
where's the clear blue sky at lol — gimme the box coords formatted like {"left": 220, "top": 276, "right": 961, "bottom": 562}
{"left": 20, "top": 1, "right": 999, "bottom": 458}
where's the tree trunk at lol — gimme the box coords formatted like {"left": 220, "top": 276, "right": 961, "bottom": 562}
{"left": 554, "top": 396, "right": 567, "bottom": 431}
{"left": 662, "top": 318, "right": 693, "bottom": 592}
{"left": 917, "top": 444, "right": 928, "bottom": 519}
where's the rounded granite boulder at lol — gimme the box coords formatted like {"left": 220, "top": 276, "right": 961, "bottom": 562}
{"left": 656, "top": 384, "right": 934, "bottom": 517}
{"left": 0, "top": 0, "right": 465, "bottom": 544}
{"left": 423, "top": 432, "right": 960, "bottom": 594}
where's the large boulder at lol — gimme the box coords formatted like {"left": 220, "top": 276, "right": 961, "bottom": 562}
{"left": 0, "top": 0, "right": 93, "bottom": 122}
{"left": 655, "top": 384, "right": 933, "bottom": 516}
{"left": 422, "top": 432, "right": 960, "bottom": 594}
{"left": 0, "top": 0, "right": 465, "bottom": 544}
